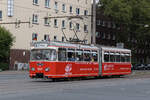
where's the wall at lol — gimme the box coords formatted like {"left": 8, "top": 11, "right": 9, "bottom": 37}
{"left": 0, "top": 0, "right": 92, "bottom": 69}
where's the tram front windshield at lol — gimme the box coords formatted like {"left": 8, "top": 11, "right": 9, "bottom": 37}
{"left": 31, "top": 49, "right": 57, "bottom": 61}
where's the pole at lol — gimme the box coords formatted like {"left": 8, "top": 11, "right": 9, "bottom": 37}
{"left": 92, "top": 0, "right": 96, "bottom": 44}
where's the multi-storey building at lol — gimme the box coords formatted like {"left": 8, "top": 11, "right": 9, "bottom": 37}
{"left": 96, "top": 10, "right": 150, "bottom": 64}
{"left": 0, "top": 0, "right": 92, "bottom": 69}
{"left": 96, "top": 11, "right": 122, "bottom": 46}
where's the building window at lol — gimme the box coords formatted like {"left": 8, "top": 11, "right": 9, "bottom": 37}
{"left": 107, "top": 21, "right": 111, "bottom": 28}
{"left": 76, "top": 23, "right": 80, "bottom": 31}
{"left": 107, "top": 34, "right": 111, "bottom": 40}
{"left": 32, "top": 33, "right": 38, "bottom": 41}
{"left": 54, "top": 36, "right": 57, "bottom": 41}
{"left": 44, "top": 18, "right": 50, "bottom": 26}
{"left": 84, "top": 25, "right": 88, "bottom": 32}
{"left": 112, "top": 23, "right": 116, "bottom": 29}
{"left": 117, "top": 26, "right": 121, "bottom": 30}
{"left": 62, "top": 4, "right": 66, "bottom": 12}
{"left": 54, "top": 2, "right": 58, "bottom": 10}
{"left": 0, "top": 11, "right": 2, "bottom": 20}
{"left": 8, "top": 0, "right": 14, "bottom": 17}
{"left": 62, "top": 37, "right": 64, "bottom": 42}
{"left": 102, "top": 21, "right": 105, "bottom": 27}
{"left": 70, "top": 6, "right": 73, "bottom": 13}
{"left": 96, "top": 20, "right": 101, "bottom": 25}
{"left": 102, "top": 32, "right": 106, "bottom": 39}
{"left": 54, "top": 19, "right": 58, "bottom": 27}
{"left": 44, "top": 34, "right": 50, "bottom": 41}
{"left": 69, "top": 22, "right": 73, "bottom": 29}
{"left": 113, "top": 35, "right": 116, "bottom": 40}
{"left": 85, "top": 0, "right": 88, "bottom": 4}
{"left": 84, "top": 10, "right": 88, "bottom": 16}
{"left": 96, "top": 32, "right": 100, "bottom": 38}
{"left": 33, "top": 0, "right": 38, "bottom": 5}
{"left": 100, "top": 20, "right": 103, "bottom": 25}
{"left": 32, "top": 14, "right": 38, "bottom": 24}
{"left": 76, "top": 8, "right": 80, "bottom": 15}
{"left": 62, "top": 20, "right": 65, "bottom": 29}
{"left": 45, "top": 0, "right": 50, "bottom": 8}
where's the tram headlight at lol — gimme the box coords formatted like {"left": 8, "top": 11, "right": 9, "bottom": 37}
{"left": 31, "top": 67, "right": 35, "bottom": 71}
{"left": 45, "top": 67, "right": 50, "bottom": 72}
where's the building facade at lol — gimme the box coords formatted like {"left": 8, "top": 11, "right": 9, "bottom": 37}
{"left": 96, "top": 11, "right": 150, "bottom": 64}
{"left": 96, "top": 11, "right": 122, "bottom": 47}
{"left": 0, "top": 0, "right": 92, "bottom": 69}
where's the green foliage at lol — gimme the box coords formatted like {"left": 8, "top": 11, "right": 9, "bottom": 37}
{"left": 98, "top": 0, "right": 150, "bottom": 42}
{"left": 0, "top": 26, "right": 14, "bottom": 70}
{"left": 100, "top": 0, "right": 132, "bottom": 23}
{"left": 0, "top": 62, "right": 9, "bottom": 71}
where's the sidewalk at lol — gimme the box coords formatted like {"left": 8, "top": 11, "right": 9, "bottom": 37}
{"left": 0, "top": 70, "right": 28, "bottom": 75}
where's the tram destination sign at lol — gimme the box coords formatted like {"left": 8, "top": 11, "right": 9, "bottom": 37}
{"left": 34, "top": 43, "right": 48, "bottom": 48}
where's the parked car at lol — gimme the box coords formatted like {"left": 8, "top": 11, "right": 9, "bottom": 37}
{"left": 147, "top": 64, "right": 150, "bottom": 70}
{"left": 144, "top": 64, "right": 150, "bottom": 70}
{"left": 133, "top": 64, "right": 145, "bottom": 70}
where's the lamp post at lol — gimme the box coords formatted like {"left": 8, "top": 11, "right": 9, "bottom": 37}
{"left": 92, "top": 0, "right": 96, "bottom": 44}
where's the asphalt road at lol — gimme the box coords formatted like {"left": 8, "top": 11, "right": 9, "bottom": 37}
{"left": 0, "top": 71, "right": 150, "bottom": 100}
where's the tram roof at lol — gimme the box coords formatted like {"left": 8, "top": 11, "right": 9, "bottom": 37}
{"left": 31, "top": 41, "right": 131, "bottom": 52}
{"left": 31, "top": 41, "right": 99, "bottom": 50}
{"left": 101, "top": 46, "right": 131, "bottom": 53}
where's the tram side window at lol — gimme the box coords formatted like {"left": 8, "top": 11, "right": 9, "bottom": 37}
{"left": 104, "top": 52, "right": 109, "bottom": 62}
{"left": 91, "top": 51, "right": 98, "bottom": 62}
{"left": 83, "top": 50, "right": 91, "bottom": 61}
{"left": 127, "top": 56, "right": 131, "bottom": 62}
{"left": 116, "top": 53, "right": 121, "bottom": 62}
{"left": 67, "top": 49, "right": 75, "bottom": 61}
{"left": 125, "top": 54, "right": 131, "bottom": 62}
{"left": 76, "top": 49, "right": 83, "bottom": 61}
{"left": 110, "top": 53, "right": 115, "bottom": 62}
{"left": 58, "top": 48, "right": 67, "bottom": 61}
{"left": 121, "top": 54, "right": 126, "bottom": 62}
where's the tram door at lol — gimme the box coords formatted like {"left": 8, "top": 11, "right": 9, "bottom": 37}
{"left": 98, "top": 49, "right": 102, "bottom": 75}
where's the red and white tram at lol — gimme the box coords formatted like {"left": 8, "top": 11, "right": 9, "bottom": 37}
{"left": 29, "top": 41, "right": 131, "bottom": 79}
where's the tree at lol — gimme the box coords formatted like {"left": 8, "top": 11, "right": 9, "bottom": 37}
{"left": 0, "top": 26, "right": 14, "bottom": 70}
{"left": 97, "top": 0, "right": 150, "bottom": 63}
{"left": 98, "top": 0, "right": 150, "bottom": 42}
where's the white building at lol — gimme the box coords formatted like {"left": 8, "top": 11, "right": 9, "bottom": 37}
{"left": 0, "top": 0, "right": 92, "bottom": 69}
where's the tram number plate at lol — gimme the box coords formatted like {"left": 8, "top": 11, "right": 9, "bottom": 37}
{"left": 37, "top": 68, "right": 43, "bottom": 71}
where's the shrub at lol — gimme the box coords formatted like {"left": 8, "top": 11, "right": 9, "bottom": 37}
{"left": 0, "top": 62, "right": 9, "bottom": 71}
{"left": 0, "top": 26, "right": 14, "bottom": 70}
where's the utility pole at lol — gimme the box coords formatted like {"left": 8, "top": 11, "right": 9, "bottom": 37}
{"left": 92, "top": 0, "right": 96, "bottom": 44}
